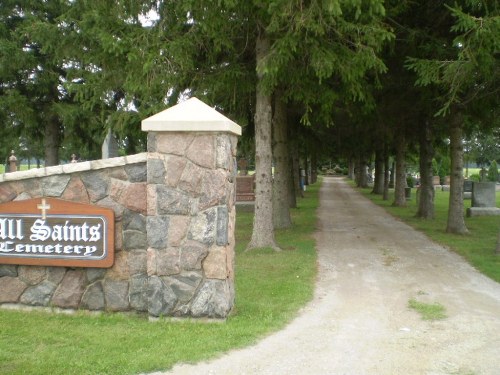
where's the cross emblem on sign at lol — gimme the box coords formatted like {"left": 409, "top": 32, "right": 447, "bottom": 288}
{"left": 37, "top": 198, "right": 51, "bottom": 220}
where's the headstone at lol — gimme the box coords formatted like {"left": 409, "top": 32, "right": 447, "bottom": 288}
{"left": 102, "top": 129, "right": 120, "bottom": 159}
{"left": 467, "top": 181, "right": 500, "bottom": 217}
{"left": 472, "top": 182, "right": 496, "bottom": 207}
{"left": 463, "top": 180, "right": 473, "bottom": 199}
{"left": 432, "top": 176, "right": 441, "bottom": 185}
{"left": 237, "top": 158, "right": 248, "bottom": 176}
{"left": 236, "top": 175, "right": 255, "bottom": 202}
{"left": 405, "top": 187, "right": 412, "bottom": 200}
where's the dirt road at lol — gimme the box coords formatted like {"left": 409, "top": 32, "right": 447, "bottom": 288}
{"left": 162, "top": 176, "right": 500, "bottom": 375}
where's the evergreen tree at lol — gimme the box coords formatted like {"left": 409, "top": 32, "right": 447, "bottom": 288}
{"left": 406, "top": 1, "right": 499, "bottom": 234}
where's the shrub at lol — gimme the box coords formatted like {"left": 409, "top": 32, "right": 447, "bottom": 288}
{"left": 469, "top": 174, "right": 481, "bottom": 182}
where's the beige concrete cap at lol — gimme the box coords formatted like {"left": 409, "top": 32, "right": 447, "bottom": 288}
{"left": 141, "top": 97, "right": 241, "bottom": 136}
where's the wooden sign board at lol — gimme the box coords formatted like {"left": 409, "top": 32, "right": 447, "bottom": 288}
{"left": 0, "top": 198, "right": 114, "bottom": 268}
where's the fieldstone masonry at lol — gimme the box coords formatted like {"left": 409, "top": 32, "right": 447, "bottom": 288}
{"left": 0, "top": 97, "right": 241, "bottom": 319}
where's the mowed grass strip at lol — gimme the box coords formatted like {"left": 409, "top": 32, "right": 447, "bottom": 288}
{"left": 0, "top": 183, "right": 319, "bottom": 375}
{"left": 354, "top": 182, "right": 500, "bottom": 283}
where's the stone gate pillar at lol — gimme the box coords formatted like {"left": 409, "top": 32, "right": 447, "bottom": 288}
{"left": 141, "top": 97, "right": 241, "bottom": 318}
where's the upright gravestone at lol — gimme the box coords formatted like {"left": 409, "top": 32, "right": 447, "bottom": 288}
{"left": 463, "top": 180, "right": 473, "bottom": 199}
{"left": 101, "top": 129, "right": 120, "bottom": 159}
{"left": 467, "top": 181, "right": 500, "bottom": 217}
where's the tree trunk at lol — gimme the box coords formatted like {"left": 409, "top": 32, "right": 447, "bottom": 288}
{"left": 304, "top": 155, "right": 309, "bottom": 186}
{"left": 372, "top": 148, "right": 384, "bottom": 194}
{"left": 44, "top": 117, "right": 60, "bottom": 166}
{"left": 416, "top": 120, "right": 435, "bottom": 219}
{"left": 446, "top": 110, "right": 468, "bottom": 234}
{"left": 272, "top": 95, "right": 292, "bottom": 229}
{"left": 310, "top": 152, "right": 318, "bottom": 184}
{"left": 356, "top": 158, "right": 369, "bottom": 188}
{"left": 247, "top": 33, "right": 279, "bottom": 250}
{"left": 348, "top": 159, "right": 355, "bottom": 180}
{"left": 288, "top": 137, "right": 299, "bottom": 208}
{"left": 392, "top": 129, "right": 407, "bottom": 207}
{"left": 383, "top": 143, "right": 390, "bottom": 201}
{"left": 290, "top": 136, "right": 303, "bottom": 201}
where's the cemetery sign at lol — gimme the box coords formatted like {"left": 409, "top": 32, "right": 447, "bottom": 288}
{"left": 0, "top": 198, "right": 114, "bottom": 268}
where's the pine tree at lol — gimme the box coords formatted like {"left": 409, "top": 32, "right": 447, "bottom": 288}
{"left": 406, "top": 1, "right": 499, "bottom": 234}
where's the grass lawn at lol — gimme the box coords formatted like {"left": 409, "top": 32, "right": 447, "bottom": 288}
{"left": 0, "top": 185, "right": 319, "bottom": 375}
{"left": 355, "top": 183, "right": 500, "bottom": 283}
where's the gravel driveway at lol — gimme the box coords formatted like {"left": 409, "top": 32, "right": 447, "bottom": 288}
{"left": 159, "top": 176, "right": 500, "bottom": 375}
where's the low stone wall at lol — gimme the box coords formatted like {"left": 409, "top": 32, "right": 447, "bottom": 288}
{"left": 0, "top": 98, "right": 239, "bottom": 319}
{"left": 0, "top": 154, "right": 149, "bottom": 312}
{"left": 0, "top": 132, "right": 237, "bottom": 318}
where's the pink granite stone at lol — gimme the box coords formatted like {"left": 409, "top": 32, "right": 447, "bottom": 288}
{"left": 0, "top": 277, "right": 28, "bottom": 303}
{"left": 51, "top": 270, "right": 86, "bottom": 309}
{"left": 61, "top": 176, "right": 90, "bottom": 203}
{"left": 147, "top": 185, "right": 157, "bottom": 216}
{"left": 202, "top": 247, "right": 227, "bottom": 280}
{"left": 168, "top": 215, "right": 190, "bottom": 247}
{"left": 18, "top": 266, "right": 46, "bottom": 285}
{"left": 178, "top": 162, "right": 204, "bottom": 196}
{"left": 186, "top": 135, "right": 215, "bottom": 169}
{"left": 119, "top": 183, "right": 147, "bottom": 215}
{"left": 156, "top": 133, "right": 194, "bottom": 156}
{"left": 106, "top": 251, "right": 130, "bottom": 280}
{"left": 165, "top": 156, "right": 187, "bottom": 188}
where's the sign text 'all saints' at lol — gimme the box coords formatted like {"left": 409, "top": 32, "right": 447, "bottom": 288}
{"left": 0, "top": 198, "right": 114, "bottom": 268}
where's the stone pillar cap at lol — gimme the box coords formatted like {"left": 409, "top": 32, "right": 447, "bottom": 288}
{"left": 141, "top": 97, "right": 241, "bottom": 136}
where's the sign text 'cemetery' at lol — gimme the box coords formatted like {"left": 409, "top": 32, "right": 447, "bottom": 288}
{"left": 0, "top": 198, "right": 114, "bottom": 268}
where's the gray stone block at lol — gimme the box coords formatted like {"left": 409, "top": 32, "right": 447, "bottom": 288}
{"left": 180, "top": 242, "right": 208, "bottom": 270}
{"left": 125, "top": 163, "right": 147, "bottom": 183}
{"left": 0, "top": 265, "right": 17, "bottom": 277}
{"left": 81, "top": 282, "right": 105, "bottom": 310}
{"left": 20, "top": 280, "right": 56, "bottom": 306}
{"left": 147, "top": 158, "right": 166, "bottom": 184}
{"left": 216, "top": 135, "right": 231, "bottom": 170}
{"left": 123, "top": 229, "right": 147, "bottom": 250}
{"left": 216, "top": 206, "right": 229, "bottom": 246}
{"left": 46, "top": 267, "right": 66, "bottom": 284}
{"left": 188, "top": 207, "right": 217, "bottom": 245}
{"left": 103, "top": 279, "right": 129, "bottom": 311}
{"left": 156, "top": 186, "right": 191, "bottom": 215}
{"left": 41, "top": 175, "right": 71, "bottom": 196}
{"left": 122, "top": 209, "right": 146, "bottom": 232}
{"left": 147, "top": 216, "right": 170, "bottom": 249}
{"left": 81, "top": 171, "right": 109, "bottom": 202}
{"left": 148, "top": 276, "right": 177, "bottom": 316}
{"left": 167, "top": 272, "right": 203, "bottom": 303}
{"left": 190, "top": 279, "right": 233, "bottom": 318}
{"left": 86, "top": 268, "right": 106, "bottom": 283}
{"left": 129, "top": 274, "right": 149, "bottom": 311}
{"left": 466, "top": 207, "right": 500, "bottom": 217}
